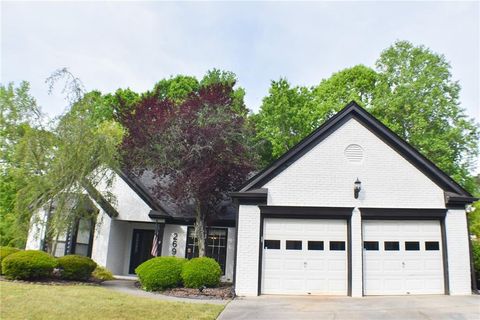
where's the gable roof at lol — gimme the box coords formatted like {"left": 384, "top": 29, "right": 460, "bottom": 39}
{"left": 239, "top": 101, "right": 474, "bottom": 201}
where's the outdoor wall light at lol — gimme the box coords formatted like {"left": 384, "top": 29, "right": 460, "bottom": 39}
{"left": 354, "top": 178, "right": 362, "bottom": 199}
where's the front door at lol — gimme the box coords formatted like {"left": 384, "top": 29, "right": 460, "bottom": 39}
{"left": 129, "top": 229, "right": 154, "bottom": 274}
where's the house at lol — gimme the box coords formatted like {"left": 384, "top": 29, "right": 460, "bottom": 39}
{"left": 231, "top": 101, "right": 476, "bottom": 297}
{"left": 26, "top": 170, "right": 237, "bottom": 281}
{"left": 26, "top": 101, "right": 476, "bottom": 296}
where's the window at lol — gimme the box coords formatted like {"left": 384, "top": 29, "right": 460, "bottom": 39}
{"left": 384, "top": 241, "right": 400, "bottom": 251}
{"left": 264, "top": 240, "right": 280, "bottom": 250}
{"left": 405, "top": 241, "right": 420, "bottom": 251}
{"left": 308, "top": 241, "right": 324, "bottom": 250}
{"left": 425, "top": 241, "right": 440, "bottom": 251}
{"left": 363, "top": 241, "right": 379, "bottom": 251}
{"left": 329, "top": 241, "right": 346, "bottom": 251}
{"left": 186, "top": 227, "right": 227, "bottom": 274}
{"left": 286, "top": 240, "right": 302, "bottom": 250}
{"left": 48, "top": 217, "right": 95, "bottom": 258}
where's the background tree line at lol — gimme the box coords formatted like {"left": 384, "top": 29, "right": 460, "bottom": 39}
{"left": 1, "top": 40, "right": 479, "bottom": 251}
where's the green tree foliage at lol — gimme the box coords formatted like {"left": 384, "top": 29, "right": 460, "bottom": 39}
{"left": 254, "top": 41, "right": 479, "bottom": 193}
{"left": 0, "top": 70, "right": 124, "bottom": 249}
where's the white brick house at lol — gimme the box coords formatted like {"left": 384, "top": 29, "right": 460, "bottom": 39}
{"left": 26, "top": 170, "right": 237, "bottom": 281}
{"left": 26, "top": 101, "right": 476, "bottom": 296}
{"left": 231, "top": 101, "right": 476, "bottom": 297}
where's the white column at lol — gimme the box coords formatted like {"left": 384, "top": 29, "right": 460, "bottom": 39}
{"left": 351, "top": 207, "right": 363, "bottom": 297}
{"left": 25, "top": 209, "right": 49, "bottom": 250}
{"left": 91, "top": 209, "right": 112, "bottom": 267}
{"left": 445, "top": 209, "right": 471, "bottom": 295}
{"left": 234, "top": 205, "right": 261, "bottom": 296}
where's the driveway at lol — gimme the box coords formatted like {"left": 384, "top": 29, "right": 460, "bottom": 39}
{"left": 218, "top": 295, "right": 480, "bottom": 320}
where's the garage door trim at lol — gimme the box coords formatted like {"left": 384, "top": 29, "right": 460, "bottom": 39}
{"left": 258, "top": 206, "right": 354, "bottom": 296}
{"left": 359, "top": 208, "right": 449, "bottom": 295}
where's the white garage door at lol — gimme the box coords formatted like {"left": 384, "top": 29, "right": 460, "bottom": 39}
{"left": 363, "top": 220, "right": 444, "bottom": 295}
{"left": 262, "top": 218, "right": 347, "bottom": 295}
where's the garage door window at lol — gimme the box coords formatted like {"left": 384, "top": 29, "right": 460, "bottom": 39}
{"left": 363, "top": 241, "right": 379, "bottom": 251}
{"left": 286, "top": 240, "right": 302, "bottom": 250}
{"left": 425, "top": 241, "right": 439, "bottom": 251}
{"left": 308, "top": 241, "right": 324, "bottom": 250}
{"left": 264, "top": 240, "right": 280, "bottom": 249}
{"left": 405, "top": 241, "right": 420, "bottom": 251}
{"left": 329, "top": 241, "right": 345, "bottom": 251}
{"left": 384, "top": 241, "right": 400, "bottom": 251}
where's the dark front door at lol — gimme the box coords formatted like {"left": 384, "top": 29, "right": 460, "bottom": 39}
{"left": 129, "top": 229, "right": 154, "bottom": 274}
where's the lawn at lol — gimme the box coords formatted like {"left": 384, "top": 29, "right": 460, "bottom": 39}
{"left": 0, "top": 281, "right": 224, "bottom": 320}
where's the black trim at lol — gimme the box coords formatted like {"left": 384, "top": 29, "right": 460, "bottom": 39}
{"left": 116, "top": 170, "right": 170, "bottom": 213}
{"left": 360, "top": 208, "right": 447, "bottom": 220}
{"left": 239, "top": 101, "right": 473, "bottom": 201}
{"left": 445, "top": 192, "right": 478, "bottom": 208}
{"left": 440, "top": 218, "right": 450, "bottom": 294}
{"left": 259, "top": 206, "right": 354, "bottom": 218}
{"left": 148, "top": 210, "right": 170, "bottom": 220}
{"left": 231, "top": 189, "right": 268, "bottom": 205}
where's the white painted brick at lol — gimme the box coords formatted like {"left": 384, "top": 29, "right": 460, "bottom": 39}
{"left": 263, "top": 118, "right": 445, "bottom": 209}
{"left": 445, "top": 209, "right": 471, "bottom": 295}
{"left": 235, "top": 205, "right": 260, "bottom": 296}
{"left": 351, "top": 208, "right": 363, "bottom": 297}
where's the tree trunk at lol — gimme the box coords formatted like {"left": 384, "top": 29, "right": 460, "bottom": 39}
{"left": 194, "top": 204, "right": 207, "bottom": 257}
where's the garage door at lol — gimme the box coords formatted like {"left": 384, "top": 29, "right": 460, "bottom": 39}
{"left": 261, "top": 218, "right": 347, "bottom": 295}
{"left": 363, "top": 220, "right": 444, "bottom": 295}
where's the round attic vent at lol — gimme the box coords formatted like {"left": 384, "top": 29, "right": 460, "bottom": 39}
{"left": 345, "top": 144, "right": 364, "bottom": 163}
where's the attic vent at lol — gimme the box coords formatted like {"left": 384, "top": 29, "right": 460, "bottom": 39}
{"left": 345, "top": 144, "right": 364, "bottom": 163}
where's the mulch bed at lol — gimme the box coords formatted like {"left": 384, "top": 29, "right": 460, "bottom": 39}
{"left": 135, "top": 281, "right": 234, "bottom": 300}
{"left": 0, "top": 275, "right": 102, "bottom": 286}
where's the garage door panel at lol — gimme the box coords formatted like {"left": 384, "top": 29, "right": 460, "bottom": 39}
{"left": 363, "top": 220, "right": 444, "bottom": 295}
{"left": 262, "top": 218, "right": 347, "bottom": 295}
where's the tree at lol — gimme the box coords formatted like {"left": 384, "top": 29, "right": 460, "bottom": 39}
{"left": 121, "top": 82, "right": 255, "bottom": 256}
{"left": 1, "top": 70, "right": 124, "bottom": 249}
{"left": 253, "top": 41, "right": 479, "bottom": 193}
{"left": 0, "top": 82, "right": 52, "bottom": 247}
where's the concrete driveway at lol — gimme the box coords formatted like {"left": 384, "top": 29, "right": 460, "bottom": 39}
{"left": 218, "top": 295, "right": 480, "bottom": 320}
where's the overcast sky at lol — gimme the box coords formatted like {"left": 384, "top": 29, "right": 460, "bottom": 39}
{"left": 1, "top": 1, "right": 479, "bottom": 124}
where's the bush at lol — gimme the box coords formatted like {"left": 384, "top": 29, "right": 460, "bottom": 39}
{"left": 2, "top": 250, "right": 57, "bottom": 280}
{"left": 0, "top": 246, "right": 20, "bottom": 274}
{"left": 135, "top": 257, "right": 186, "bottom": 291}
{"left": 57, "top": 255, "right": 97, "bottom": 280}
{"left": 92, "top": 266, "right": 114, "bottom": 281}
{"left": 472, "top": 241, "right": 480, "bottom": 274}
{"left": 181, "top": 257, "right": 221, "bottom": 288}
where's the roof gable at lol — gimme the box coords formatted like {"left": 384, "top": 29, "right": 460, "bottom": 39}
{"left": 240, "top": 101, "right": 472, "bottom": 199}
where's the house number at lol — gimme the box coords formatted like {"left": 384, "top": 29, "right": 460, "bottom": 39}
{"left": 171, "top": 233, "right": 178, "bottom": 255}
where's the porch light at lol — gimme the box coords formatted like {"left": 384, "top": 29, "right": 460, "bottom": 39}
{"left": 354, "top": 178, "right": 362, "bottom": 199}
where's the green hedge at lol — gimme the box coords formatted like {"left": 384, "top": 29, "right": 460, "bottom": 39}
{"left": 92, "top": 266, "right": 114, "bottom": 281}
{"left": 0, "top": 247, "right": 20, "bottom": 274}
{"left": 181, "top": 257, "right": 221, "bottom": 288}
{"left": 2, "top": 250, "right": 57, "bottom": 280}
{"left": 57, "top": 255, "right": 97, "bottom": 280}
{"left": 472, "top": 241, "right": 480, "bottom": 274}
{"left": 135, "top": 257, "right": 186, "bottom": 291}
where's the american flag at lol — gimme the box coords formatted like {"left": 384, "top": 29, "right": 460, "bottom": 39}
{"left": 151, "top": 232, "right": 159, "bottom": 257}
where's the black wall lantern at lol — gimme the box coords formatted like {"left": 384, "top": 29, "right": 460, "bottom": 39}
{"left": 354, "top": 178, "right": 362, "bottom": 199}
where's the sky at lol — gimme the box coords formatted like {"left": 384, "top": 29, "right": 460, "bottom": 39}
{"left": 1, "top": 1, "right": 479, "bottom": 123}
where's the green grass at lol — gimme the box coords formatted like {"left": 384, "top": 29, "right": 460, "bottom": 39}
{"left": 0, "top": 281, "right": 224, "bottom": 320}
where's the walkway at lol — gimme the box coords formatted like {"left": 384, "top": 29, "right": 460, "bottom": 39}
{"left": 101, "top": 279, "right": 229, "bottom": 305}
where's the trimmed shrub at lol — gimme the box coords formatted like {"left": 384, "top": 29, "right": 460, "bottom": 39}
{"left": 92, "top": 266, "right": 115, "bottom": 281}
{"left": 135, "top": 257, "right": 186, "bottom": 291}
{"left": 57, "top": 255, "right": 97, "bottom": 280}
{"left": 472, "top": 241, "right": 480, "bottom": 274}
{"left": 0, "top": 246, "right": 20, "bottom": 274}
{"left": 181, "top": 257, "right": 221, "bottom": 288}
{"left": 2, "top": 250, "right": 57, "bottom": 280}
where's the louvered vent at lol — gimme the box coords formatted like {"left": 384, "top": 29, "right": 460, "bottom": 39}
{"left": 344, "top": 144, "right": 363, "bottom": 163}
